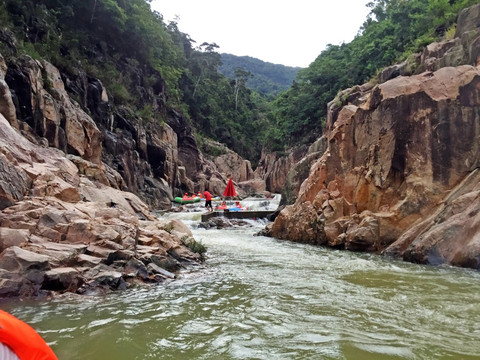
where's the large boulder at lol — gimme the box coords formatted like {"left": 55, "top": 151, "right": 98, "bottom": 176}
{"left": 269, "top": 62, "right": 480, "bottom": 269}
{"left": 201, "top": 139, "right": 254, "bottom": 183}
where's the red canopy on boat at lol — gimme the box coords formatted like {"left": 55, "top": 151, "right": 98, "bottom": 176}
{"left": 223, "top": 178, "right": 236, "bottom": 197}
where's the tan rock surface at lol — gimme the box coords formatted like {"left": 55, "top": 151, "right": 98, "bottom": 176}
{"left": 0, "top": 113, "right": 203, "bottom": 297}
{"left": 269, "top": 59, "right": 480, "bottom": 269}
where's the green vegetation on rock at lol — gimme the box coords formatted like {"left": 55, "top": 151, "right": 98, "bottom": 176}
{"left": 0, "top": 0, "right": 477, "bottom": 164}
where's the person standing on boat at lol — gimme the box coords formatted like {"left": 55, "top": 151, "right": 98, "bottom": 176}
{"left": 203, "top": 189, "right": 213, "bottom": 212}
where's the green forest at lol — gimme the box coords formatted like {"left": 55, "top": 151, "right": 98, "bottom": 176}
{"left": 0, "top": 0, "right": 477, "bottom": 164}
{"left": 219, "top": 54, "right": 301, "bottom": 98}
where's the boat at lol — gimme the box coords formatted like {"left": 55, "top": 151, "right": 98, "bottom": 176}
{"left": 0, "top": 310, "right": 58, "bottom": 359}
{"left": 174, "top": 196, "right": 201, "bottom": 204}
{"left": 214, "top": 178, "right": 243, "bottom": 211}
{"left": 215, "top": 206, "right": 243, "bottom": 211}
{"left": 215, "top": 201, "right": 245, "bottom": 211}
{"left": 228, "top": 206, "right": 243, "bottom": 211}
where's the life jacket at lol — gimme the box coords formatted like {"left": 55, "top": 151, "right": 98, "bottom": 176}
{"left": 0, "top": 310, "right": 58, "bottom": 360}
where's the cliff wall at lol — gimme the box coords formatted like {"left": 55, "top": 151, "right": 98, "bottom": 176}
{"left": 268, "top": 4, "right": 480, "bottom": 269}
{"left": 0, "top": 35, "right": 255, "bottom": 297}
{"left": 1, "top": 50, "right": 193, "bottom": 209}
{"left": 0, "top": 27, "right": 261, "bottom": 211}
{"left": 254, "top": 138, "right": 327, "bottom": 205}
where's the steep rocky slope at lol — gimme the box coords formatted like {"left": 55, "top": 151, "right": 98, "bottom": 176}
{"left": 0, "top": 31, "right": 255, "bottom": 210}
{"left": 0, "top": 108, "right": 203, "bottom": 297}
{"left": 267, "top": 4, "right": 480, "bottom": 270}
{"left": 0, "top": 38, "right": 255, "bottom": 297}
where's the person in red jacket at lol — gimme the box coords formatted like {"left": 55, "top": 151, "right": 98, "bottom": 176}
{"left": 0, "top": 310, "right": 58, "bottom": 360}
{"left": 203, "top": 189, "right": 213, "bottom": 212}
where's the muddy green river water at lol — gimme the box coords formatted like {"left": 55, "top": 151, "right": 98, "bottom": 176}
{"left": 2, "top": 209, "right": 480, "bottom": 359}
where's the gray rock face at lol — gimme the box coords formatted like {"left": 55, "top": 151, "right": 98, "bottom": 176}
{"left": 456, "top": 3, "right": 480, "bottom": 37}
{"left": 0, "top": 247, "right": 51, "bottom": 272}
{"left": 0, "top": 26, "right": 272, "bottom": 211}
{"left": 253, "top": 140, "right": 326, "bottom": 205}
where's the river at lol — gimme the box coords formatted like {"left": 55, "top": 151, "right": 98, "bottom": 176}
{"left": 2, "top": 199, "right": 480, "bottom": 359}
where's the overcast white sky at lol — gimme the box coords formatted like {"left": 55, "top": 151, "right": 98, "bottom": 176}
{"left": 150, "top": 1, "right": 372, "bottom": 68}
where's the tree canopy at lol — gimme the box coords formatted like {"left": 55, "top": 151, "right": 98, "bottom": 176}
{"left": 265, "top": 0, "right": 479, "bottom": 149}
{"left": 219, "top": 54, "right": 301, "bottom": 98}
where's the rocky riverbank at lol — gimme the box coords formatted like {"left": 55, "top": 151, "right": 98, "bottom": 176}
{"left": 0, "top": 112, "right": 203, "bottom": 298}
{"left": 0, "top": 35, "right": 266, "bottom": 298}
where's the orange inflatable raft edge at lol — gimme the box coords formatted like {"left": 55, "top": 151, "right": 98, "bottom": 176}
{"left": 0, "top": 310, "right": 58, "bottom": 360}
